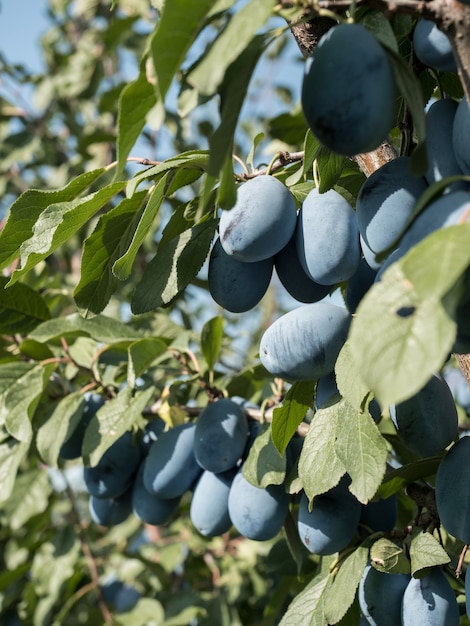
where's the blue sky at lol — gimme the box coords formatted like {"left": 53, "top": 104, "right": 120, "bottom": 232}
{"left": 0, "top": 0, "right": 49, "bottom": 71}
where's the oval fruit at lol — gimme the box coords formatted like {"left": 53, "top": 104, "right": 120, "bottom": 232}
{"left": 360, "top": 496, "right": 397, "bottom": 533}
{"left": 356, "top": 156, "right": 428, "bottom": 254}
{"left": 436, "top": 435, "right": 470, "bottom": 543}
{"left": 453, "top": 96, "right": 470, "bottom": 174}
{"left": 259, "top": 302, "right": 351, "bottom": 381}
{"left": 413, "top": 19, "right": 457, "bottom": 73}
{"left": 392, "top": 374, "right": 458, "bottom": 458}
{"left": 302, "top": 23, "right": 396, "bottom": 156}
{"left": 401, "top": 568, "right": 459, "bottom": 625}
{"left": 84, "top": 431, "right": 142, "bottom": 499}
{"left": 208, "top": 237, "right": 273, "bottom": 313}
{"left": 228, "top": 467, "right": 289, "bottom": 541}
{"left": 296, "top": 188, "right": 360, "bottom": 284}
{"left": 274, "top": 232, "right": 330, "bottom": 303}
{"left": 359, "top": 564, "right": 410, "bottom": 626}
{"left": 297, "top": 479, "right": 361, "bottom": 555}
{"left": 190, "top": 469, "right": 234, "bottom": 537}
{"left": 143, "top": 422, "right": 202, "bottom": 499}
{"left": 59, "top": 392, "right": 105, "bottom": 460}
{"left": 194, "top": 398, "right": 248, "bottom": 473}
{"left": 425, "top": 98, "right": 464, "bottom": 186}
{"left": 89, "top": 488, "right": 133, "bottom": 527}
{"left": 132, "top": 463, "right": 181, "bottom": 526}
{"left": 218, "top": 175, "right": 297, "bottom": 262}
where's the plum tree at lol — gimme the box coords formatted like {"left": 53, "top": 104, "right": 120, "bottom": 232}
{"left": 259, "top": 302, "right": 351, "bottom": 380}
{"left": 401, "top": 568, "right": 460, "bottom": 625}
{"left": 208, "top": 237, "right": 273, "bottom": 312}
{"left": 296, "top": 187, "right": 360, "bottom": 284}
{"left": 301, "top": 23, "right": 396, "bottom": 155}
{"left": 218, "top": 175, "right": 297, "bottom": 262}
{"left": 194, "top": 398, "right": 248, "bottom": 473}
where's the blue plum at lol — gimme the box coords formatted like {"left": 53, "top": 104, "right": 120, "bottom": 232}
{"left": 194, "top": 398, "right": 248, "bottom": 473}
{"left": 360, "top": 496, "right": 397, "bottom": 533}
{"left": 401, "top": 568, "right": 459, "bottom": 625}
{"left": 132, "top": 463, "right": 181, "bottom": 526}
{"left": 453, "top": 96, "right": 470, "bottom": 174}
{"left": 413, "top": 19, "right": 457, "bottom": 73}
{"left": 89, "top": 488, "right": 133, "bottom": 527}
{"left": 259, "top": 302, "right": 351, "bottom": 381}
{"left": 425, "top": 98, "right": 464, "bottom": 186}
{"left": 228, "top": 467, "right": 290, "bottom": 541}
{"left": 218, "top": 175, "right": 297, "bottom": 262}
{"left": 356, "top": 156, "right": 428, "bottom": 255}
{"left": 190, "top": 469, "right": 235, "bottom": 537}
{"left": 315, "top": 372, "right": 340, "bottom": 410}
{"left": 140, "top": 417, "right": 166, "bottom": 454}
{"left": 84, "top": 431, "right": 142, "bottom": 499}
{"left": 359, "top": 564, "right": 410, "bottom": 626}
{"left": 208, "top": 237, "right": 273, "bottom": 313}
{"left": 302, "top": 23, "right": 396, "bottom": 156}
{"left": 391, "top": 374, "right": 458, "bottom": 458}
{"left": 297, "top": 479, "right": 361, "bottom": 555}
{"left": 345, "top": 257, "right": 378, "bottom": 314}
{"left": 436, "top": 435, "right": 470, "bottom": 543}
{"left": 101, "top": 577, "right": 141, "bottom": 613}
{"left": 296, "top": 188, "right": 360, "bottom": 284}
{"left": 59, "top": 392, "right": 105, "bottom": 460}
{"left": 274, "top": 232, "right": 330, "bottom": 303}
{"left": 143, "top": 422, "right": 202, "bottom": 499}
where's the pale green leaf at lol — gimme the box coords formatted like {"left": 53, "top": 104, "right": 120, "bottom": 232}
{"left": 113, "top": 175, "right": 169, "bottom": 280}
{"left": 0, "top": 468, "right": 52, "bottom": 530}
{"left": 409, "top": 530, "right": 450, "bottom": 577}
{"left": 374, "top": 457, "right": 441, "bottom": 500}
{"left": 127, "top": 338, "right": 168, "bottom": 389}
{"left": 186, "top": 0, "right": 276, "bottom": 97}
{"left": 370, "top": 538, "right": 411, "bottom": 574}
{"left": 0, "top": 437, "right": 30, "bottom": 503}
{"left": 316, "top": 147, "right": 345, "bottom": 193}
{"left": 298, "top": 403, "right": 346, "bottom": 502}
{"left": 29, "top": 313, "right": 144, "bottom": 344}
{"left": 201, "top": 315, "right": 224, "bottom": 371}
{"left": 82, "top": 386, "right": 154, "bottom": 466}
{"left": 271, "top": 380, "right": 315, "bottom": 456}
{"left": 9, "top": 181, "right": 125, "bottom": 285}
{"left": 0, "top": 169, "right": 105, "bottom": 271}
{"left": 349, "top": 224, "right": 470, "bottom": 407}
{"left": 36, "top": 392, "right": 85, "bottom": 468}
{"left": 324, "top": 543, "right": 369, "bottom": 624}
{"left": 242, "top": 425, "right": 286, "bottom": 487}
{"left": 131, "top": 216, "right": 217, "bottom": 313}
{"left": 114, "top": 598, "right": 165, "bottom": 626}
{"left": 335, "top": 399, "right": 388, "bottom": 504}
{"left": 31, "top": 526, "right": 80, "bottom": 598}
{"left": 74, "top": 190, "right": 148, "bottom": 317}
{"left": 335, "top": 341, "right": 372, "bottom": 412}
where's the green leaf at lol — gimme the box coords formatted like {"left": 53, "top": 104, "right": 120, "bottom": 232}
{"left": 335, "top": 399, "right": 388, "bottom": 504}
{"left": 349, "top": 224, "right": 470, "bottom": 407}
{"left": 74, "top": 190, "right": 148, "bottom": 317}
{"left": 370, "top": 538, "right": 411, "bottom": 574}
{"left": 361, "top": 10, "right": 399, "bottom": 53}
{"left": 0, "top": 468, "right": 52, "bottom": 530}
{"left": 131, "top": 216, "right": 217, "bottom": 313}
{"left": 279, "top": 557, "right": 336, "bottom": 626}
{"left": 186, "top": 0, "right": 276, "bottom": 97}
{"left": 31, "top": 525, "right": 80, "bottom": 598}
{"left": 112, "top": 174, "right": 169, "bottom": 280}
{"left": 151, "top": 0, "right": 215, "bottom": 101}
{"left": 246, "top": 131, "right": 265, "bottom": 172}
{"left": 36, "top": 392, "right": 85, "bottom": 468}
{"left": 298, "top": 403, "right": 346, "bottom": 502}
{"left": 0, "top": 437, "right": 30, "bottom": 503}
{"left": 324, "top": 543, "right": 369, "bottom": 624}
{"left": 409, "top": 530, "right": 450, "bottom": 577}
{"left": 201, "top": 315, "right": 224, "bottom": 371}
{"left": 335, "top": 341, "right": 373, "bottom": 412}
{"left": 271, "top": 381, "right": 315, "bottom": 456}
{"left": 242, "top": 425, "right": 286, "bottom": 487}
{"left": 1, "top": 362, "right": 56, "bottom": 443}
{"left": 115, "top": 64, "right": 157, "bottom": 177}
{"left": 9, "top": 181, "right": 126, "bottom": 285}
{"left": 0, "top": 276, "right": 51, "bottom": 334}
{"left": 29, "top": 313, "right": 144, "bottom": 344}
{"left": 127, "top": 338, "right": 168, "bottom": 389}
{"left": 82, "top": 386, "right": 154, "bottom": 466}
{"left": 374, "top": 457, "right": 441, "bottom": 500}
{"left": 316, "top": 147, "right": 345, "bottom": 193}
{"left": 114, "top": 598, "right": 165, "bottom": 626}
{"left": 0, "top": 169, "right": 105, "bottom": 271}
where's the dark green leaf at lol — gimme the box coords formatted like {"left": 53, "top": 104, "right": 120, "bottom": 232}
{"left": 29, "top": 313, "right": 144, "bottom": 344}
{"left": 271, "top": 381, "right": 315, "bottom": 456}
{"left": 374, "top": 457, "right": 441, "bottom": 500}
{"left": 242, "top": 424, "right": 286, "bottom": 488}
{"left": 127, "top": 338, "right": 168, "bottom": 388}
{"left": 316, "top": 147, "right": 345, "bottom": 193}
{"left": 0, "top": 277, "right": 51, "bottom": 334}
{"left": 409, "top": 530, "right": 450, "bottom": 577}
{"left": 370, "top": 538, "right": 411, "bottom": 574}
{"left": 201, "top": 315, "right": 224, "bottom": 372}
